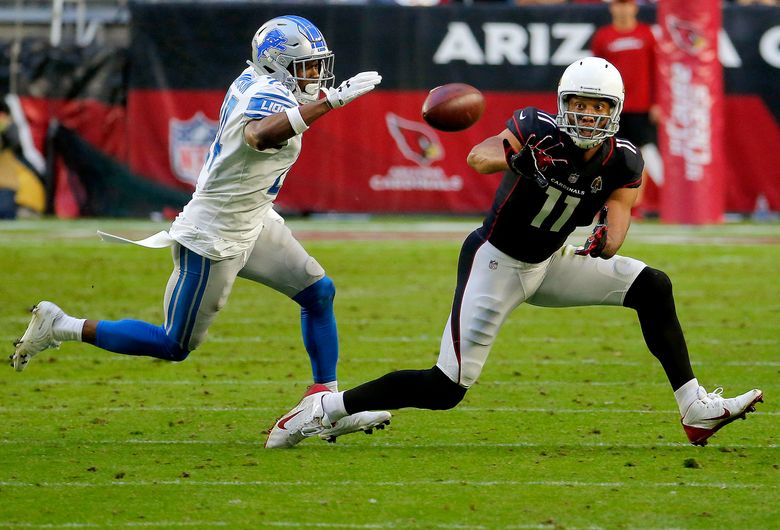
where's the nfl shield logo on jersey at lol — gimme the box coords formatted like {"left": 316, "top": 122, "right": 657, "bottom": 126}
{"left": 169, "top": 112, "right": 219, "bottom": 185}
{"left": 568, "top": 172, "right": 580, "bottom": 184}
{"left": 489, "top": 259, "right": 498, "bottom": 270}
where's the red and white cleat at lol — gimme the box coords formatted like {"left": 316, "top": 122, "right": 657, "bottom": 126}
{"left": 681, "top": 386, "right": 764, "bottom": 446}
{"left": 265, "top": 384, "right": 331, "bottom": 449}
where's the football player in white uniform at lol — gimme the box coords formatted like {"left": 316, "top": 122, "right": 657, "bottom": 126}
{"left": 267, "top": 57, "right": 763, "bottom": 448}
{"left": 12, "top": 15, "right": 390, "bottom": 447}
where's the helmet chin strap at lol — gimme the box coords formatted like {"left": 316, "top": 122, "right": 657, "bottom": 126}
{"left": 570, "top": 135, "right": 603, "bottom": 149}
{"left": 292, "top": 82, "right": 321, "bottom": 104}
{"left": 246, "top": 60, "right": 263, "bottom": 75}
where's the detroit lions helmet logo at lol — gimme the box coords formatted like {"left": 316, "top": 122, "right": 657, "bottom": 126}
{"left": 257, "top": 29, "right": 288, "bottom": 61}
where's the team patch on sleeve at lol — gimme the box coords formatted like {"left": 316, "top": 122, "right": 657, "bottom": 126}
{"left": 246, "top": 93, "right": 296, "bottom": 119}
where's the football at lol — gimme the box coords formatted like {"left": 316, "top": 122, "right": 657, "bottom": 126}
{"left": 421, "top": 83, "right": 485, "bottom": 132}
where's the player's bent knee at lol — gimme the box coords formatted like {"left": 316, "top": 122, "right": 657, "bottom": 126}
{"left": 163, "top": 340, "right": 190, "bottom": 362}
{"left": 313, "top": 275, "right": 336, "bottom": 300}
{"left": 425, "top": 367, "right": 468, "bottom": 410}
{"left": 167, "top": 346, "right": 191, "bottom": 362}
{"left": 294, "top": 276, "right": 335, "bottom": 311}
{"left": 624, "top": 267, "right": 674, "bottom": 311}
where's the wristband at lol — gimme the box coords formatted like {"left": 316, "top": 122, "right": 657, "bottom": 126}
{"left": 285, "top": 106, "right": 309, "bottom": 135}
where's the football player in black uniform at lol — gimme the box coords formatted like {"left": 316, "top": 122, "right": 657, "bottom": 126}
{"left": 267, "top": 57, "right": 763, "bottom": 448}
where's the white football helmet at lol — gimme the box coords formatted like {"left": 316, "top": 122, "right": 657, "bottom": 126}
{"left": 556, "top": 57, "right": 624, "bottom": 149}
{"left": 248, "top": 15, "right": 335, "bottom": 104}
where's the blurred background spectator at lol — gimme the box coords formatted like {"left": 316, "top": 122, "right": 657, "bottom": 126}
{"left": 591, "top": 0, "right": 660, "bottom": 216}
{"left": 0, "top": 101, "right": 18, "bottom": 218}
{"left": 0, "top": 97, "right": 45, "bottom": 219}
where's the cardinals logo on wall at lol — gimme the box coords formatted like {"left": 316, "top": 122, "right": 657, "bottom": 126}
{"left": 370, "top": 113, "right": 462, "bottom": 192}
{"left": 665, "top": 15, "right": 713, "bottom": 60}
{"left": 385, "top": 112, "right": 444, "bottom": 166}
{"left": 169, "top": 112, "right": 219, "bottom": 185}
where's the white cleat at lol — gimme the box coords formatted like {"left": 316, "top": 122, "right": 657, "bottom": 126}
{"left": 11, "top": 301, "right": 64, "bottom": 372}
{"left": 681, "top": 386, "right": 764, "bottom": 446}
{"left": 319, "top": 411, "right": 391, "bottom": 444}
{"left": 265, "top": 384, "right": 331, "bottom": 449}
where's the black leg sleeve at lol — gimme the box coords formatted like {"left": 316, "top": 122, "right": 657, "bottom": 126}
{"left": 343, "top": 366, "right": 467, "bottom": 414}
{"left": 623, "top": 267, "right": 695, "bottom": 390}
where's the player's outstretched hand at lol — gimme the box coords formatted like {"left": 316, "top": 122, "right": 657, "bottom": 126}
{"left": 324, "top": 71, "right": 382, "bottom": 109}
{"left": 503, "top": 138, "right": 547, "bottom": 188}
{"left": 575, "top": 206, "right": 609, "bottom": 258}
{"left": 502, "top": 135, "right": 566, "bottom": 189}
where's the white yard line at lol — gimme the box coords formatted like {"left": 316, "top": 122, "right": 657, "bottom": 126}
{"left": 4, "top": 333, "right": 775, "bottom": 348}
{"left": 5, "top": 352, "right": 777, "bottom": 368}
{"left": 0, "top": 478, "right": 772, "bottom": 489}
{"left": 0, "top": 439, "right": 775, "bottom": 450}
{"left": 0, "top": 520, "right": 738, "bottom": 530}
{"left": 4, "top": 379, "right": 676, "bottom": 387}
{"left": 0, "top": 521, "right": 230, "bottom": 528}
{"left": 0, "top": 405, "right": 776, "bottom": 416}
{"left": 351, "top": 336, "right": 779, "bottom": 345}
{"left": 1, "top": 220, "right": 779, "bottom": 254}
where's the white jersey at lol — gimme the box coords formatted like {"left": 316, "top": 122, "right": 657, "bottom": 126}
{"left": 170, "top": 67, "right": 302, "bottom": 259}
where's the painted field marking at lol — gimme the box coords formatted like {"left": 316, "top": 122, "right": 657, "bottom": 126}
{"left": 0, "top": 405, "right": 776, "bottom": 416}
{"left": 0, "top": 522, "right": 605, "bottom": 530}
{"left": 0, "top": 521, "right": 230, "bottom": 528}
{"left": 0, "top": 439, "right": 775, "bottom": 450}
{"left": 4, "top": 379, "right": 678, "bottom": 387}
{"left": 0, "top": 478, "right": 772, "bottom": 489}
{"left": 6, "top": 353, "right": 777, "bottom": 369}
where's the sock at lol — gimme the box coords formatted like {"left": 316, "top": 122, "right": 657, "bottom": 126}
{"left": 52, "top": 314, "right": 85, "bottom": 342}
{"left": 623, "top": 268, "right": 696, "bottom": 390}
{"left": 322, "top": 391, "right": 348, "bottom": 423}
{"left": 343, "top": 366, "right": 467, "bottom": 414}
{"left": 293, "top": 278, "right": 339, "bottom": 384}
{"left": 95, "top": 320, "right": 188, "bottom": 361}
{"left": 323, "top": 380, "right": 338, "bottom": 392}
{"left": 674, "top": 378, "right": 700, "bottom": 416}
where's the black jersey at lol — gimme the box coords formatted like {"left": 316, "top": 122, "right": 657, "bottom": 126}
{"left": 477, "top": 107, "right": 644, "bottom": 263}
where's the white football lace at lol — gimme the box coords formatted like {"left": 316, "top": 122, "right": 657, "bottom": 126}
{"left": 695, "top": 387, "right": 725, "bottom": 411}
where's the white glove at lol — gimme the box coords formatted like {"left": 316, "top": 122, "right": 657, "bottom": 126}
{"left": 324, "top": 71, "right": 382, "bottom": 109}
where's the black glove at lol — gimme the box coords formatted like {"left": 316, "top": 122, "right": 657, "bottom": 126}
{"left": 575, "top": 206, "right": 609, "bottom": 258}
{"left": 502, "top": 134, "right": 567, "bottom": 188}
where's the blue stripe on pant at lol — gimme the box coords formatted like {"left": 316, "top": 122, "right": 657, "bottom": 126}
{"left": 166, "top": 245, "right": 211, "bottom": 350}
{"left": 95, "top": 245, "right": 212, "bottom": 362}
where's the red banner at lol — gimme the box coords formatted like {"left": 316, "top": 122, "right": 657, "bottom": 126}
{"left": 128, "top": 89, "right": 557, "bottom": 214}
{"left": 657, "top": 0, "right": 725, "bottom": 223}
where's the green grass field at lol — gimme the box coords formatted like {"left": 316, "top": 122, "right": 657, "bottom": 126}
{"left": 1, "top": 218, "right": 778, "bottom": 529}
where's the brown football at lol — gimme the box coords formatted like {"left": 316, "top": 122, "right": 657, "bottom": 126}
{"left": 422, "top": 83, "right": 485, "bottom": 132}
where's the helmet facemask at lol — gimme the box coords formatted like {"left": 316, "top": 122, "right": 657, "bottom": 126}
{"left": 249, "top": 16, "right": 335, "bottom": 104}
{"left": 558, "top": 93, "right": 621, "bottom": 149}
{"left": 286, "top": 53, "right": 335, "bottom": 103}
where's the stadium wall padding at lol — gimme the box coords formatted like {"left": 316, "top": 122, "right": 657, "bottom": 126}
{"left": 5, "top": 4, "right": 780, "bottom": 215}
